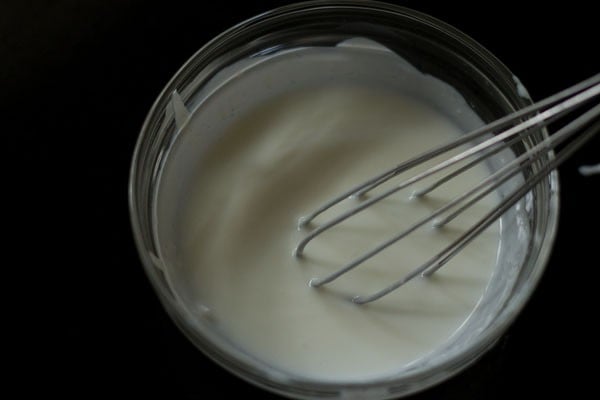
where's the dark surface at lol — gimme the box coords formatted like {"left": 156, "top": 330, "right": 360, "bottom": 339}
{"left": 4, "top": 0, "right": 598, "bottom": 397}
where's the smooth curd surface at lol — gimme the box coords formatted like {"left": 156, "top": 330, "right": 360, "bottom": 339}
{"left": 176, "top": 83, "right": 501, "bottom": 381}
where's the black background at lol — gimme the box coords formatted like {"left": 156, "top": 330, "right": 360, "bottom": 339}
{"left": 4, "top": 0, "right": 598, "bottom": 398}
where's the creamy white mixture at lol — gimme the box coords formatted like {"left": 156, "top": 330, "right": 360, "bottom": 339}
{"left": 160, "top": 41, "right": 503, "bottom": 383}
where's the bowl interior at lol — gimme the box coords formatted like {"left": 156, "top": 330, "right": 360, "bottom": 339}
{"left": 129, "top": 2, "right": 559, "bottom": 398}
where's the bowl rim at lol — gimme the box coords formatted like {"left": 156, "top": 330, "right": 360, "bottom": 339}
{"left": 129, "top": 1, "right": 560, "bottom": 398}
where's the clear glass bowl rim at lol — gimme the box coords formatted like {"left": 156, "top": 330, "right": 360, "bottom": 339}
{"left": 128, "top": 1, "right": 560, "bottom": 398}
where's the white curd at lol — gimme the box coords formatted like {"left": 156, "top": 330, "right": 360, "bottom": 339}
{"left": 158, "top": 39, "right": 504, "bottom": 383}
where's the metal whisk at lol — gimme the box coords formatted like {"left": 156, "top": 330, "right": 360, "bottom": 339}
{"left": 294, "top": 74, "right": 600, "bottom": 304}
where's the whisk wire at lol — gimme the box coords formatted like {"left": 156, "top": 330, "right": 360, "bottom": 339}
{"left": 298, "top": 73, "right": 600, "bottom": 228}
{"left": 295, "top": 75, "right": 600, "bottom": 304}
{"left": 354, "top": 113, "right": 600, "bottom": 304}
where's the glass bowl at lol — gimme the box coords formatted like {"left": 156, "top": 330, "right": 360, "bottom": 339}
{"left": 129, "top": 1, "right": 558, "bottom": 398}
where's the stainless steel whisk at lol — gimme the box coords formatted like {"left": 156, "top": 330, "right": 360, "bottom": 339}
{"left": 294, "top": 74, "right": 600, "bottom": 304}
